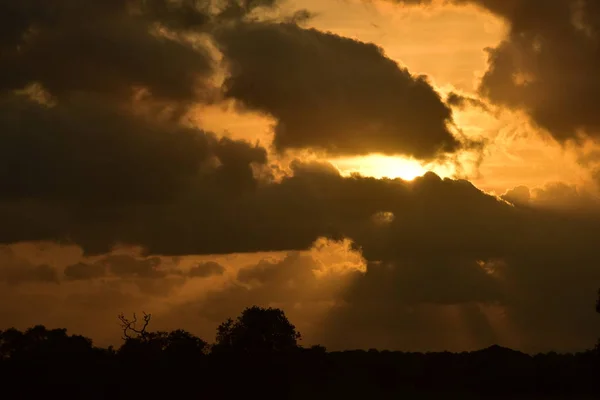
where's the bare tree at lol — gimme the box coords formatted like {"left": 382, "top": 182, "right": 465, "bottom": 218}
{"left": 118, "top": 312, "right": 152, "bottom": 341}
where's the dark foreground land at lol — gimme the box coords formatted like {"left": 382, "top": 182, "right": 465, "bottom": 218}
{"left": 1, "top": 307, "right": 599, "bottom": 399}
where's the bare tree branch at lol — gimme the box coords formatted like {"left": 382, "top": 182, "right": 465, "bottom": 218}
{"left": 118, "top": 312, "right": 152, "bottom": 341}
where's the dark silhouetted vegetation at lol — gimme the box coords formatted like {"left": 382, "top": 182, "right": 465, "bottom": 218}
{"left": 1, "top": 305, "right": 599, "bottom": 399}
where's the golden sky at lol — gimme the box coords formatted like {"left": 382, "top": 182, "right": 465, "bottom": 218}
{"left": 196, "top": 0, "right": 595, "bottom": 196}
{"left": 1, "top": 0, "right": 600, "bottom": 354}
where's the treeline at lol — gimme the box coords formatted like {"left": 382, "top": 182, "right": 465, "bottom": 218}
{"left": 1, "top": 306, "right": 599, "bottom": 399}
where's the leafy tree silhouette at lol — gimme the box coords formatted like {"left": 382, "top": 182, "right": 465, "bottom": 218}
{"left": 214, "top": 306, "right": 301, "bottom": 353}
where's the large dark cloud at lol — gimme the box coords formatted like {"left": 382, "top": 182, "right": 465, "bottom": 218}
{"left": 476, "top": 0, "right": 600, "bottom": 143}
{"left": 390, "top": 0, "right": 600, "bottom": 143}
{"left": 0, "top": 0, "right": 218, "bottom": 103}
{"left": 216, "top": 21, "right": 461, "bottom": 159}
{"left": 0, "top": 92, "right": 211, "bottom": 204}
{"left": 0, "top": 0, "right": 289, "bottom": 103}
{"left": 0, "top": 88, "right": 268, "bottom": 254}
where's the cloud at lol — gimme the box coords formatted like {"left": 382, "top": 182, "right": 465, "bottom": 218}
{"left": 0, "top": 240, "right": 362, "bottom": 348}
{"left": 3, "top": 171, "right": 600, "bottom": 354}
{"left": 0, "top": 0, "right": 218, "bottom": 103}
{"left": 0, "top": 89, "right": 268, "bottom": 254}
{"left": 0, "top": 0, "right": 477, "bottom": 252}
{"left": 103, "top": 255, "right": 165, "bottom": 278}
{"left": 389, "top": 0, "right": 600, "bottom": 143}
{"left": 502, "top": 185, "right": 530, "bottom": 206}
{"left": 64, "top": 262, "right": 107, "bottom": 281}
{"left": 503, "top": 182, "right": 600, "bottom": 212}
{"left": 188, "top": 261, "right": 226, "bottom": 278}
{"left": 1, "top": 264, "right": 58, "bottom": 286}
{"left": 174, "top": 240, "right": 365, "bottom": 340}
{"left": 477, "top": 0, "right": 600, "bottom": 143}
{"left": 0, "top": 92, "right": 213, "bottom": 205}
{"left": 446, "top": 92, "right": 490, "bottom": 112}
{"left": 0, "top": 247, "right": 59, "bottom": 285}
{"left": 62, "top": 254, "right": 185, "bottom": 297}
{"left": 216, "top": 21, "right": 461, "bottom": 159}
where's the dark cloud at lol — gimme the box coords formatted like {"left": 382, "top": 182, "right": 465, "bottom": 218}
{"left": 181, "top": 248, "right": 362, "bottom": 340}
{"left": 215, "top": 0, "right": 282, "bottom": 20}
{"left": 0, "top": 89, "right": 268, "bottom": 254}
{"left": 0, "top": 247, "right": 59, "bottom": 285}
{"left": 216, "top": 22, "right": 461, "bottom": 159}
{"left": 1, "top": 264, "right": 58, "bottom": 286}
{"left": 64, "top": 262, "right": 107, "bottom": 281}
{"left": 189, "top": 261, "right": 226, "bottom": 278}
{"left": 0, "top": 0, "right": 216, "bottom": 103}
{"left": 477, "top": 0, "right": 600, "bottom": 143}
{"left": 503, "top": 182, "right": 600, "bottom": 212}
{"left": 390, "top": 0, "right": 600, "bottom": 143}
{"left": 0, "top": 92, "right": 212, "bottom": 205}
{"left": 343, "top": 259, "right": 503, "bottom": 307}
{"left": 446, "top": 92, "right": 489, "bottom": 112}
{"left": 530, "top": 182, "right": 600, "bottom": 210}
{"left": 236, "top": 253, "right": 322, "bottom": 289}
{"left": 65, "top": 255, "right": 169, "bottom": 280}
{"left": 502, "top": 185, "right": 530, "bottom": 206}
{"left": 103, "top": 255, "right": 165, "bottom": 278}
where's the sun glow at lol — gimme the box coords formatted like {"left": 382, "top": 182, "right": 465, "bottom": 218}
{"left": 331, "top": 154, "right": 453, "bottom": 181}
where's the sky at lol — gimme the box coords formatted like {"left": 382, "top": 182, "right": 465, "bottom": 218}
{"left": 1, "top": 0, "right": 600, "bottom": 354}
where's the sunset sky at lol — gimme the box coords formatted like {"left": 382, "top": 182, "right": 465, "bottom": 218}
{"left": 2, "top": 0, "right": 600, "bottom": 354}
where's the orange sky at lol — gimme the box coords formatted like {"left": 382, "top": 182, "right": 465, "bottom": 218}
{"left": 196, "top": 0, "right": 593, "bottom": 196}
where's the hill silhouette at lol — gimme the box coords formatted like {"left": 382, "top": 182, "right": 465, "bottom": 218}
{"left": 1, "top": 305, "right": 599, "bottom": 400}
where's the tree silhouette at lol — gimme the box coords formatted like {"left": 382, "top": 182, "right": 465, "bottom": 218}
{"left": 117, "top": 312, "right": 208, "bottom": 360}
{"left": 214, "top": 306, "right": 301, "bottom": 353}
{"left": 1, "top": 304, "right": 600, "bottom": 399}
{"left": 0, "top": 325, "right": 93, "bottom": 360}
{"left": 118, "top": 311, "right": 152, "bottom": 340}
{"left": 162, "top": 329, "right": 209, "bottom": 358}
{"left": 596, "top": 289, "right": 600, "bottom": 351}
